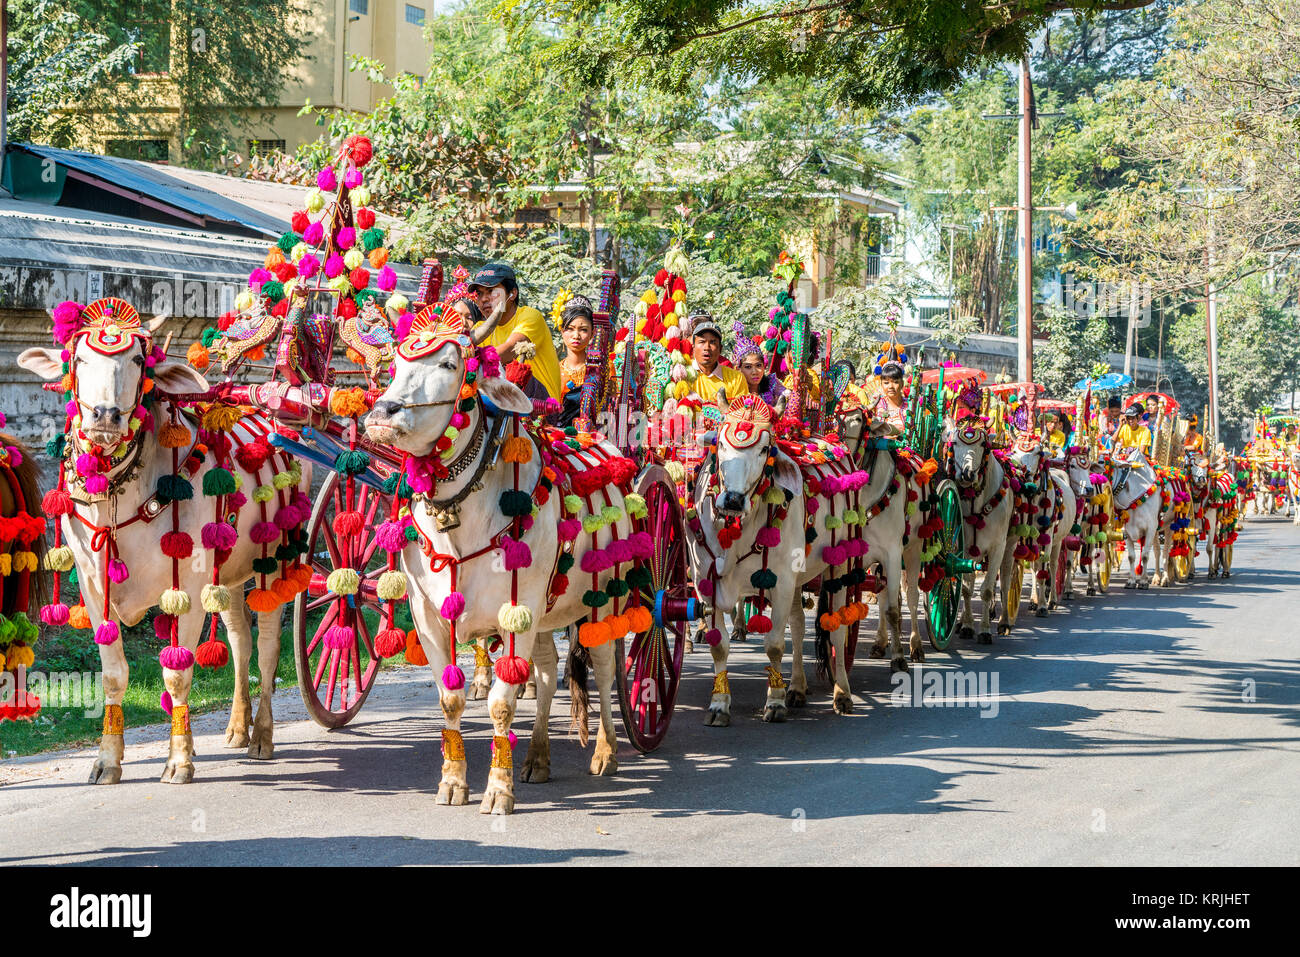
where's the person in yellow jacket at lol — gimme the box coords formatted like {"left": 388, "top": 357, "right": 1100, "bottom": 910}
{"left": 468, "top": 262, "right": 562, "bottom": 400}
{"left": 690, "top": 315, "right": 749, "bottom": 406}
{"left": 1114, "top": 402, "right": 1152, "bottom": 455}
{"left": 1184, "top": 415, "right": 1205, "bottom": 456}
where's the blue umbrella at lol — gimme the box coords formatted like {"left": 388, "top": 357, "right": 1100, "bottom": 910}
{"left": 1075, "top": 372, "right": 1133, "bottom": 391}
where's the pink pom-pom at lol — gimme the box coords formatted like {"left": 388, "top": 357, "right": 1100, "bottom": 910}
{"left": 375, "top": 521, "right": 407, "bottom": 552}
{"left": 154, "top": 614, "right": 176, "bottom": 641}
{"left": 442, "top": 665, "right": 466, "bottom": 690}
{"left": 273, "top": 506, "right": 300, "bottom": 531}
{"left": 160, "top": 690, "right": 173, "bottom": 715}
{"left": 324, "top": 625, "right": 354, "bottom": 650}
{"left": 248, "top": 267, "right": 273, "bottom": 287}
{"left": 336, "top": 226, "right": 356, "bottom": 250}
{"left": 316, "top": 166, "right": 337, "bottom": 191}
{"left": 580, "top": 549, "right": 612, "bottom": 574}
{"left": 160, "top": 645, "right": 195, "bottom": 670}
{"left": 250, "top": 521, "right": 280, "bottom": 544}
{"left": 696, "top": 576, "right": 714, "bottom": 598}
{"left": 806, "top": 496, "right": 819, "bottom": 514}
{"left": 76, "top": 453, "right": 100, "bottom": 477}
{"left": 502, "top": 536, "right": 533, "bottom": 571}
{"left": 820, "top": 475, "right": 842, "bottom": 497}
{"left": 606, "top": 539, "right": 634, "bottom": 564}
{"left": 465, "top": 357, "right": 480, "bottom": 374}
{"left": 822, "top": 545, "right": 847, "bottom": 566}
{"left": 557, "top": 518, "right": 582, "bottom": 542}
{"left": 344, "top": 168, "right": 363, "bottom": 189}
{"left": 84, "top": 474, "right": 108, "bottom": 494}
{"left": 756, "top": 526, "right": 781, "bottom": 548}
{"left": 376, "top": 266, "right": 397, "bottom": 292}
{"left": 227, "top": 490, "right": 247, "bottom": 511}
{"left": 108, "top": 559, "right": 129, "bottom": 584}
{"left": 297, "top": 254, "right": 320, "bottom": 278}
{"left": 628, "top": 531, "right": 654, "bottom": 559}
{"left": 52, "top": 301, "right": 83, "bottom": 343}
{"left": 394, "top": 312, "right": 413, "bottom": 341}
{"left": 705, "top": 628, "right": 723, "bottom": 646}
{"left": 302, "top": 220, "right": 325, "bottom": 246}
{"left": 768, "top": 306, "right": 780, "bottom": 320}
{"left": 41, "top": 603, "right": 70, "bottom": 626}
{"left": 201, "top": 521, "right": 238, "bottom": 550}
{"left": 324, "top": 253, "right": 346, "bottom": 279}
{"left": 439, "top": 592, "right": 465, "bottom": 620}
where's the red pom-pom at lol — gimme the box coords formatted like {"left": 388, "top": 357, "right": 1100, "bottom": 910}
{"left": 671, "top": 276, "right": 687, "bottom": 294}
{"left": 217, "top": 311, "right": 236, "bottom": 332}
{"left": 356, "top": 207, "right": 376, "bottom": 230}
{"left": 654, "top": 268, "right": 668, "bottom": 287}
{"left": 747, "top": 614, "right": 773, "bottom": 634}
{"left": 332, "top": 510, "right": 364, "bottom": 538}
{"left": 271, "top": 299, "right": 289, "bottom": 317}
{"left": 345, "top": 134, "right": 373, "bottom": 167}
{"left": 348, "top": 266, "right": 370, "bottom": 290}
{"left": 272, "top": 261, "right": 296, "bottom": 282}
{"left": 234, "top": 438, "right": 272, "bottom": 472}
{"left": 195, "top": 638, "right": 229, "bottom": 669}
{"left": 504, "top": 361, "right": 532, "bottom": 386}
{"left": 290, "top": 211, "right": 309, "bottom": 234}
{"left": 494, "top": 654, "right": 531, "bottom": 685}
{"left": 42, "top": 488, "right": 74, "bottom": 516}
{"left": 606, "top": 456, "right": 637, "bottom": 488}
{"left": 375, "top": 628, "right": 406, "bottom": 659}
{"left": 160, "top": 531, "right": 194, "bottom": 560}
{"left": 336, "top": 297, "right": 357, "bottom": 319}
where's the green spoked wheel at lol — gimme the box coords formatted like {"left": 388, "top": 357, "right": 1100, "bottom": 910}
{"left": 922, "top": 480, "right": 976, "bottom": 651}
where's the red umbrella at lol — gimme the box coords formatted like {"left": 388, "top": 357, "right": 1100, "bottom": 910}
{"left": 920, "top": 365, "right": 987, "bottom": 386}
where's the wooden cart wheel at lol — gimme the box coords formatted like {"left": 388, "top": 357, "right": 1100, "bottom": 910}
{"left": 1097, "top": 541, "right": 1113, "bottom": 593}
{"left": 1005, "top": 561, "right": 1023, "bottom": 625}
{"left": 614, "top": 465, "right": 689, "bottom": 754}
{"left": 292, "top": 471, "right": 393, "bottom": 728}
{"left": 1174, "top": 553, "right": 1190, "bottom": 582}
{"left": 921, "top": 479, "right": 974, "bottom": 651}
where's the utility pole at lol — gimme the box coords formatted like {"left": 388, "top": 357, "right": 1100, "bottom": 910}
{"left": 1017, "top": 59, "right": 1034, "bottom": 383}
{"left": 1206, "top": 202, "right": 1220, "bottom": 443}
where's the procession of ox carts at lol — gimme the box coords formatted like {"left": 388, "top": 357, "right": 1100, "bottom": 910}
{"left": 0, "top": 138, "right": 1293, "bottom": 815}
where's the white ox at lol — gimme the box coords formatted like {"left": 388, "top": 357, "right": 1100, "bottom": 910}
{"left": 20, "top": 324, "right": 307, "bottom": 784}
{"left": 1065, "top": 450, "right": 1113, "bottom": 595}
{"left": 1008, "top": 444, "right": 1079, "bottom": 614}
{"left": 946, "top": 421, "right": 1016, "bottom": 643}
{"left": 1109, "top": 448, "right": 1167, "bottom": 589}
{"left": 363, "top": 308, "right": 632, "bottom": 815}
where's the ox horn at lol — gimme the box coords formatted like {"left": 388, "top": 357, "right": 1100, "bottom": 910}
{"left": 470, "top": 300, "right": 507, "bottom": 346}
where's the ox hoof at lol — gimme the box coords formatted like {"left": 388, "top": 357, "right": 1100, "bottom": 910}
{"left": 160, "top": 760, "right": 194, "bottom": 785}
{"left": 479, "top": 790, "right": 515, "bottom": 816}
{"left": 1137, "top": 581, "right": 1149, "bottom": 590}
{"left": 520, "top": 755, "right": 550, "bottom": 784}
{"left": 224, "top": 726, "right": 250, "bottom": 749}
{"left": 996, "top": 622, "right": 1010, "bottom": 636}
{"left": 1035, "top": 606, "right": 1049, "bottom": 619}
{"left": 590, "top": 752, "right": 619, "bottom": 776}
{"left": 910, "top": 646, "right": 926, "bottom": 664}
{"left": 762, "top": 703, "right": 788, "bottom": 723}
{"left": 704, "top": 708, "right": 731, "bottom": 727}
{"left": 88, "top": 760, "right": 121, "bottom": 786}
{"left": 784, "top": 689, "right": 806, "bottom": 709}
{"left": 730, "top": 625, "right": 747, "bottom": 644}
{"left": 869, "top": 644, "right": 887, "bottom": 659}
{"left": 518, "top": 682, "right": 537, "bottom": 701}
{"left": 1027, "top": 600, "right": 1039, "bottom": 612}
{"left": 247, "top": 731, "right": 274, "bottom": 761}
{"left": 832, "top": 692, "right": 854, "bottom": 715}
{"left": 1124, "top": 581, "right": 1136, "bottom": 590}
{"left": 890, "top": 656, "right": 909, "bottom": 673}
{"left": 468, "top": 683, "right": 490, "bottom": 701}
{"left": 436, "top": 783, "right": 470, "bottom": 806}
{"left": 1086, "top": 587, "right": 1096, "bottom": 596}
{"left": 1222, "top": 571, "right": 1231, "bottom": 580}
{"left": 978, "top": 632, "right": 993, "bottom": 645}
{"left": 958, "top": 625, "right": 976, "bottom": 641}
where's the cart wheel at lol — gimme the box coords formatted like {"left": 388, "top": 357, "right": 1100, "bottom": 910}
{"left": 1005, "top": 560, "right": 1023, "bottom": 625}
{"left": 615, "top": 465, "right": 688, "bottom": 753}
{"left": 293, "top": 471, "right": 392, "bottom": 728}
{"left": 1097, "top": 542, "right": 1113, "bottom": 593}
{"left": 921, "top": 479, "right": 974, "bottom": 651}
{"left": 1174, "top": 553, "right": 1190, "bottom": 582}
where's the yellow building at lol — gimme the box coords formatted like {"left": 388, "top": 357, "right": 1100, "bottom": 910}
{"left": 78, "top": 1, "right": 436, "bottom": 164}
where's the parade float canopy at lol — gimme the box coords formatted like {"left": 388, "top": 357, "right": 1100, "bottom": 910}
{"left": 1036, "top": 399, "right": 1077, "bottom": 413}
{"left": 920, "top": 365, "right": 986, "bottom": 386}
{"left": 985, "top": 379, "right": 1040, "bottom": 396}
{"left": 1075, "top": 372, "right": 1132, "bottom": 391}
{"left": 1130, "top": 391, "right": 1180, "bottom": 414}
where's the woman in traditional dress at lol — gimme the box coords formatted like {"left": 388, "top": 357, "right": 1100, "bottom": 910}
{"left": 869, "top": 360, "right": 907, "bottom": 433}
{"left": 733, "top": 334, "right": 787, "bottom": 412}
{"left": 556, "top": 294, "right": 595, "bottom": 427}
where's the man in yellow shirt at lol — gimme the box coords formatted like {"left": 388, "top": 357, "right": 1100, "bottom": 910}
{"left": 690, "top": 315, "right": 749, "bottom": 406}
{"left": 468, "top": 263, "right": 562, "bottom": 399}
{"left": 1114, "top": 402, "right": 1152, "bottom": 455}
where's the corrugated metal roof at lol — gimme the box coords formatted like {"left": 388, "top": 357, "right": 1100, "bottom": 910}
{"left": 9, "top": 143, "right": 288, "bottom": 238}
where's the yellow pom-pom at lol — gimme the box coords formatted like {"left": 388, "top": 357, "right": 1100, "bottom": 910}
{"left": 344, "top": 248, "right": 364, "bottom": 270}
{"left": 253, "top": 484, "right": 275, "bottom": 503}
{"left": 664, "top": 460, "right": 686, "bottom": 484}
{"left": 272, "top": 471, "right": 295, "bottom": 490}
{"left": 640, "top": 289, "right": 657, "bottom": 305}
{"left": 160, "top": 588, "right": 191, "bottom": 616}
{"left": 376, "top": 570, "right": 407, "bottom": 601}
{"left": 503, "top": 436, "right": 533, "bottom": 463}
{"left": 350, "top": 186, "right": 372, "bottom": 207}
{"left": 45, "top": 545, "right": 75, "bottom": 573}
{"left": 201, "top": 584, "right": 231, "bottom": 613}
{"left": 672, "top": 290, "right": 686, "bottom": 302}
{"left": 326, "top": 568, "right": 361, "bottom": 596}
{"left": 235, "top": 291, "right": 255, "bottom": 311}
{"left": 305, "top": 188, "right": 325, "bottom": 213}
{"left": 600, "top": 505, "right": 624, "bottom": 525}
{"left": 16, "top": 551, "right": 37, "bottom": 573}
{"left": 564, "top": 495, "right": 583, "bottom": 514}
{"left": 0, "top": 554, "right": 12, "bottom": 576}
{"left": 763, "top": 487, "right": 785, "bottom": 505}
{"left": 497, "top": 602, "right": 533, "bottom": 635}
{"left": 6, "top": 644, "right": 35, "bottom": 669}
{"left": 624, "top": 493, "right": 647, "bottom": 519}
{"left": 385, "top": 294, "right": 409, "bottom": 313}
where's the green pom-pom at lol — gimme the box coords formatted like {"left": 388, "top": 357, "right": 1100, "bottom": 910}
{"left": 458, "top": 398, "right": 476, "bottom": 413}
{"left": 200, "top": 326, "right": 221, "bottom": 347}
{"left": 278, "top": 231, "right": 300, "bottom": 253}
{"left": 262, "top": 281, "right": 285, "bottom": 303}
{"left": 404, "top": 525, "right": 419, "bottom": 542}
{"left": 499, "top": 490, "right": 533, "bottom": 517}
{"left": 69, "top": 568, "right": 79, "bottom": 585}
{"left": 46, "top": 434, "right": 66, "bottom": 458}
{"left": 202, "top": 467, "right": 237, "bottom": 497}
{"left": 605, "top": 578, "right": 629, "bottom": 598}
{"left": 354, "top": 288, "right": 378, "bottom": 306}
{"left": 557, "top": 553, "right": 575, "bottom": 574}
{"left": 334, "top": 449, "right": 371, "bottom": 476}
{"left": 361, "top": 226, "right": 385, "bottom": 251}
{"left": 275, "top": 543, "right": 296, "bottom": 561}
{"left": 750, "top": 569, "right": 778, "bottom": 590}
{"left": 252, "top": 556, "right": 279, "bottom": 575}
{"left": 582, "top": 589, "right": 609, "bottom": 609}
{"left": 626, "top": 566, "right": 652, "bottom": 589}
{"left": 564, "top": 427, "right": 579, "bottom": 437}
{"left": 382, "top": 474, "right": 399, "bottom": 494}
{"left": 464, "top": 370, "right": 477, "bottom": 384}
{"left": 157, "top": 474, "right": 194, "bottom": 503}
{"left": 12, "top": 612, "right": 38, "bottom": 644}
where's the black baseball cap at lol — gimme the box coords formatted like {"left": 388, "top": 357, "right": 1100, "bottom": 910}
{"left": 468, "top": 262, "right": 516, "bottom": 290}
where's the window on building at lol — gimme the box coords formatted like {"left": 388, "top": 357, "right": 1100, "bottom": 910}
{"left": 349, "top": 0, "right": 368, "bottom": 14}
{"left": 406, "top": 4, "right": 425, "bottom": 25}
{"left": 105, "top": 140, "right": 170, "bottom": 163}
{"left": 247, "top": 139, "right": 287, "bottom": 158}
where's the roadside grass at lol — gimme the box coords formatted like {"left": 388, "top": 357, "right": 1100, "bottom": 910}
{"left": 1, "top": 602, "right": 414, "bottom": 758}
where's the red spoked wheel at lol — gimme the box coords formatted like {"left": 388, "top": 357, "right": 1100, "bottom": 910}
{"left": 293, "top": 471, "right": 397, "bottom": 728}
{"left": 615, "top": 465, "right": 691, "bottom": 753}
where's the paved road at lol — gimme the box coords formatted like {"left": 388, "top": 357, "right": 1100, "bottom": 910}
{"left": 3, "top": 517, "right": 1297, "bottom": 866}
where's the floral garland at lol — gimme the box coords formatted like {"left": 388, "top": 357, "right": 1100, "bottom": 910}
{"left": 0, "top": 415, "right": 43, "bottom": 723}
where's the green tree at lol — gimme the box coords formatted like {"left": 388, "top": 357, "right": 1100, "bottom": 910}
{"left": 1033, "top": 307, "right": 1116, "bottom": 397}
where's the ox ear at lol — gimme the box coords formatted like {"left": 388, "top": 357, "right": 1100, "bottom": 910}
{"left": 773, "top": 451, "right": 802, "bottom": 500}
{"left": 17, "top": 347, "right": 63, "bottom": 381}
{"left": 478, "top": 375, "right": 533, "bottom": 416}
{"left": 152, "top": 359, "right": 210, "bottom": 395}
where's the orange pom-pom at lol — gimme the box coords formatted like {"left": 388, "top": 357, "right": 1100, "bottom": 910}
{"left": 141, "top": 378, "right": 155, "bottom": 394}
{"left": 346, "top": 347, "right": 365, "bottom": 365}
{"left": 404, "top": 629, "right": 428, "bottom": 665}
{"left": 819, "top": 612, "right": 839, "bottom": 632}
{"left": 186, "top": 342, "right": 210, "bottom": 370}
{"left": 68, "top": 604, "right": 91, "bottom": 630}
{"left": 158, "top": 421, "right": 190, "bottom": 448}
{"left": 502, "top": 436, "right": 533, "bottom": 463}
{"left": 579, "top": 621, "right": 612, "bottom": 647}
{"left": 60, "top": 373, "right": 74, "bottom": 393}
{"left": 369, "top": 248, "right": 388, "bottom": 269}
{"left": 247, "top": 345, "right": 265, "bottom": 361}
{"left": 272, "top": 576, "right": 298, "bottom": 603}
{"left": 627, "top": 606, "right": 652, "bottom": 633}
{"left": 603, "top": 614, "right": 629, "bottom": 641}
{"left": 247, "top": 588, "right": 282, "bottom": 612}
{"left": 329, "top": 388, "right": 372, "bottom": 419}
{"left": 264, "top": 247, "right": 286, "bottom": 268}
